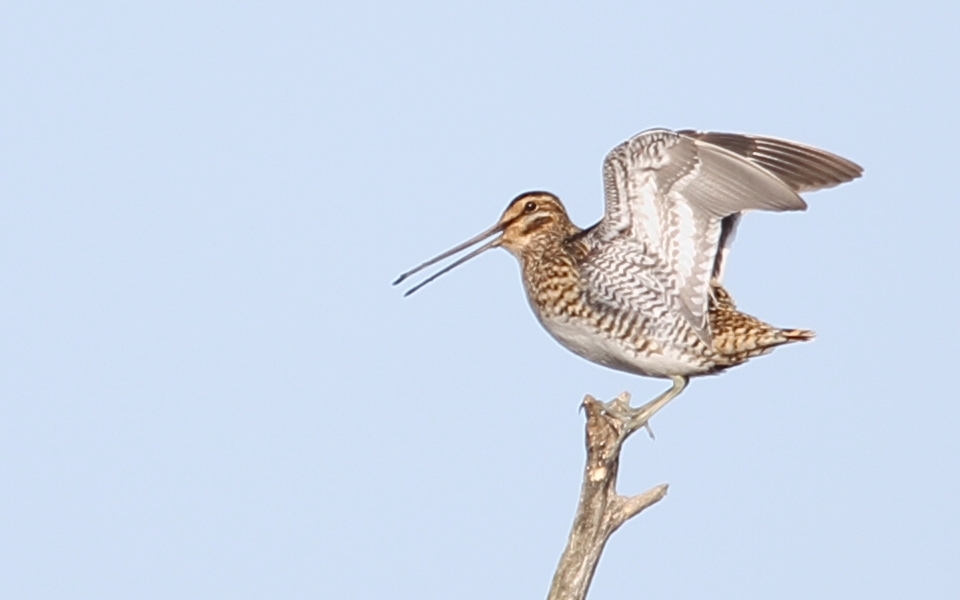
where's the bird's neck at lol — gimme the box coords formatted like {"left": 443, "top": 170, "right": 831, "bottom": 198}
{"left": 517, "top": 229, "right": 589, "bottom": 317}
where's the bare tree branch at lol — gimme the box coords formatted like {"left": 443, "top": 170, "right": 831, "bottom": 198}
{"left": 546, "top": 392, "right": 670, "bottom": 600}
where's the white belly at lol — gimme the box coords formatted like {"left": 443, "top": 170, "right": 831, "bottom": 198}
{"left": 537, "top": 312, "right": 710, "bottom": 378}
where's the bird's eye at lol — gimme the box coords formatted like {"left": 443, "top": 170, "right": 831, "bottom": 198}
{"left": 524, "top": 201, "right": 538, "bottom": 213}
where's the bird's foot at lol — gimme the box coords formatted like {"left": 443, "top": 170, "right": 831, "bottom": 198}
{"left": 603, "top": 392, "right": 654, "bottom": 439}
{"left": 599, "top": 392, "right": 658, "bottom": 439}
{"left": 599, "top": 376, "right": 690, "bottom": 440}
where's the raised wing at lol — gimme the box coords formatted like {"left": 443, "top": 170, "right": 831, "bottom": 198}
{"left": 678, "top": 130, "right": 864, "bottom": 283}
{"left": 585, "top": 128, "right": 860, "bottom": 343}
{"left": 677, "top": 130, "right": 863, "bottom": 193}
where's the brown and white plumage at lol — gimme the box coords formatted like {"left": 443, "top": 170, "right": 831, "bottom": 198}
{"left": 586, "top": 129, "right": 861, "bottom": 346}
{"left": 395, "top": 128, "right": 861, "bottom": 415}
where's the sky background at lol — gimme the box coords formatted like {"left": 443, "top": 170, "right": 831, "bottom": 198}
{"left": 1, "top": 1, "right": 958, "bottom": 599}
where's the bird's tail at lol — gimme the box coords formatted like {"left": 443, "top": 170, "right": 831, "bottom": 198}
{"left": 709, "top": 285, "right": 814, "bottom": 363}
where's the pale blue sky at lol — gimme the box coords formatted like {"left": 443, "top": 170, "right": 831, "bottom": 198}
{"left": 1, "top": 2, "right": 958, "bottom": 599}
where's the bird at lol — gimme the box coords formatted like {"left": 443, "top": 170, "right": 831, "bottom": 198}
{"left": 394, "top": 128, "right": 861, "bottom": 425}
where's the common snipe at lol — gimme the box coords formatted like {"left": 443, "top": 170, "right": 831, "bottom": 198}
{"left": 395, "top": 129, "right": 861, "bottom": 423}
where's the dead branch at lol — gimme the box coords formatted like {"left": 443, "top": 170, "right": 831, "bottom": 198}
{"left": 546, "top": 392, "right": 670, "bottom": 600}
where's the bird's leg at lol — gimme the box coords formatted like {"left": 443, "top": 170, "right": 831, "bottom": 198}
{"left": 633, "top": 375, "right": 688, "bottom": 438}
{"left": 600, "top": 376, "right": 689, "bottom": 439}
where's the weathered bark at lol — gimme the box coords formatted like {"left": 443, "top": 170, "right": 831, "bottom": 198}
{"left": 546, "top": 392, "right": 670, "bottom": 600}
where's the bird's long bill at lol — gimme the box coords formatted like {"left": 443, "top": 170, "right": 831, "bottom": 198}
{"left": 392, "top": 223, "right": 502, "bottom": 296}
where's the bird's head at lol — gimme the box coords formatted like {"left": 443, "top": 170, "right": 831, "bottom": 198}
{"left": 393, "top": 191, "right": 574, "bottom": 295}
{"left": 496, "top": 191, "right": 571, "bottom": 255}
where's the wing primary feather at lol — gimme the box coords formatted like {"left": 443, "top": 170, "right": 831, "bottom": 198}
{"left": 678, "top": 130, "right": 863, "bottom": 192}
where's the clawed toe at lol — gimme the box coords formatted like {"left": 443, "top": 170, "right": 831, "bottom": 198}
{"left": 599, "top": 392, "right": 658, "bottom": 438}
{"left": 598, "top": 376, "right": 689, "bottom": 439}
